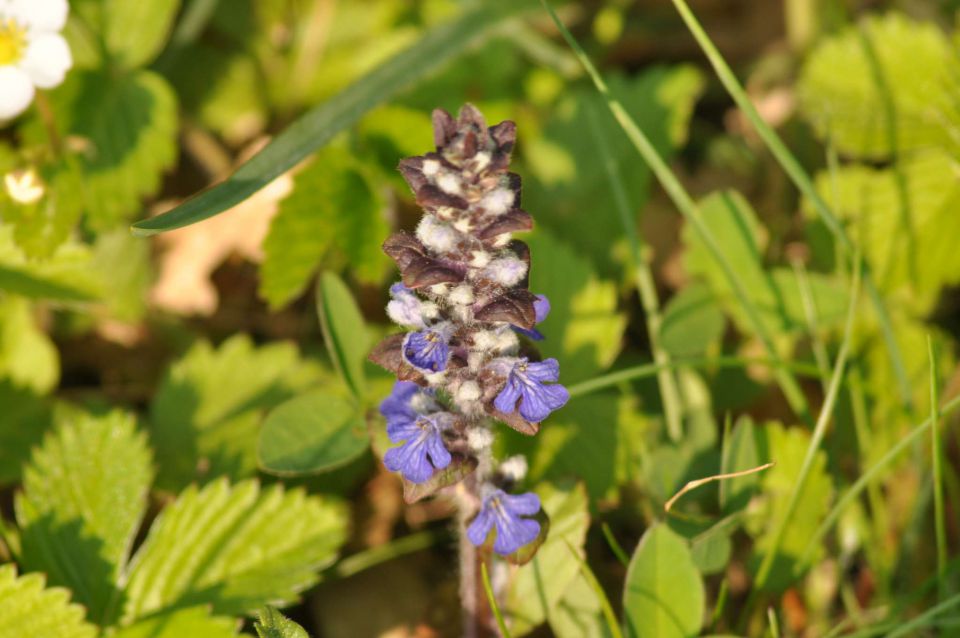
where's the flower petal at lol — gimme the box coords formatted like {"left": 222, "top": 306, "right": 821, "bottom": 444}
{"left": 0, "top": 65, "right": 34, "bottom": 120}
{"left": 493, "top": 378, "right": 521, "bottom": 414}
{"left": 10, "top": 0, "right": 69, "bottom": 32}
{"left": 503, "top": 491, "right": 541, "bottom": 516}
{"left": 467, "top": 507, "right": 495, "bottom": 546}
{"left": 493, "top": 515, "right": 540, "bottom": 555}
{"left": 424, "top": 430, "right": 452, "bottom": 470}
{"left": 525, "top": 358, "right": 560, "bottom": 382}
{"left": 20, "top": 32, "right": 71, "bottom": 89}
{"left": 518, "top": 382, "right": 568, "bottom": 422}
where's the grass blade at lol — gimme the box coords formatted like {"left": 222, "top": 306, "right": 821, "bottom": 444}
{"left": 584, "top": 95, "right": 684, "bottom": 442}
{"left": 480, "top": 561, "right": 511, "bottom": 638}
{"left": 563, "top": 540, "right": 624, "bottom": 638}
{"left": 665, "top": 0, "right": 912, "bottom": 409}
{"left": 928, "top": 335, "right": 947, "bottom": 602}
{"left": 540, "top": 0, "right": 813, "bottom": 426}
{"left": 132, "top": 1, "right": 534, "bottom": 236}
{"left": 601, "top": 523, "right": 630, "bottom": 567}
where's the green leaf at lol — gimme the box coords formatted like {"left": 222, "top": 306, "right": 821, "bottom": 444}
{"left": 685, "top": 190, "right": 848, "bottom": 336}
{"left": 34, "top": 69, "right": 178, "bottom": 229}
{"left": 505, "top": 482, "right": 590, "bottom": 635}
{"left": 103, "top": 0, "right": 182, "bottom": 68}
{"left": 0, "top": 225, "right": 102, "bottom": 302}
{"left": 149, "top": 334, "right": 326, "bottom": 492}
{"left": 810, "top": 150, "right": 960, "bottom": 314}
{"left": 123, "top": 478, "right": 348, "bottom": 620}
{"left": 525, "top": 230, "right": 627, "bottom": 384}
{"left": 747, "top": 423, "right": 833, "bottom": 593}
{"left": 659, "top": 283, "right": 726, "bottom": 358}
{"left": 623, "top": 523, "right": 705, "bottom": 638}
{"left": 131, "top": 0, "right": 537, "bottom": 236}
{"left": 0, "top": 163, "right": 84, "bottom": 259}
{"left": 258, "top": 389, "right": 369, "bottom": 476}
{"left": 526, "top": 67, "right": 704, "bottom": 274}
{"left": 255, "top": 607, "right": 310, "bottom": 638}
{"left": 798, "top": 13, "right": 959, "bottom": 159}
{"left": 0, "top": 381, "right": 52, "bottom": 485}
{"left": 690, "top": 529, "right": 732, "bottom": 576}
{"left": 259, "top": 147, "right": 388, "bottom": 308}
{"left": 549, "top": 572, "right": 611, "bottom": 638}
{"left": 15, "top": 411, "right": 153, "bottom": 624}
{"left": 0, "top": 565, "right": 97, "bottom": 638}
{"left": 0, "top": 296, "right": 59, "bottom": 394}
{"left": 112, "top": 607, "right": 240, "bottom": 638}
{"left": 317, "top": 271, "right": 369, "bottom": 400}
{"left": 720, "top": 416, "right": 765, "bottom": 512}
{"left": 91, "top": 228, "right": 153, "bottom": 322}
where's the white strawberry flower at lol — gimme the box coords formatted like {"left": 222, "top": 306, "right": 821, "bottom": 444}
{"left": 0, "top": 0, "right": 72, "bottom": 121}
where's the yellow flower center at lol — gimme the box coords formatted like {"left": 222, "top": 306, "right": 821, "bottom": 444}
{"left": 0, "top": 18, "right": 27, "bottom": 66}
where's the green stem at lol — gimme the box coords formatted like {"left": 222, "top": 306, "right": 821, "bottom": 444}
{"left": 541, "top": 0, "right": 813, "bottom": 426}
{"left": 584, "top": 99, "right": 685, "bottom": 442}
{"left": 665, "top": 0, "right": 913, "bottom": 411}
{"left": 480, "top": 562, "right": 511, "bottom": 638}
{"left": 928, "top": 336, "right": 948, "bottom": 603}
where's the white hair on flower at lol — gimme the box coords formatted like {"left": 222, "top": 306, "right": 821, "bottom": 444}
{"left": 0, "top": 0, "right": 72, "bottom": 120}
{"left": 484, "top": 256, "right": 527, "bottom": 287}
{"left": 416, "top": 215, "right": 459, "bottom": 253}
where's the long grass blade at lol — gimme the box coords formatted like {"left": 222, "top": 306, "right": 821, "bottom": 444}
{"left": 563, "top": 540, "right": 624, "bottom": 638}
{"left": 601, "top": 523, "right": 630, "bottom": 567}
{"left": 664, "top": 0, "right": 912, "bottom": 408}
{"left": 928, "top": 335, "right": 947, "bottom": 602}
{"left": 540, "top": 0, "right": 813, "bottom": 426}
{"left": 480, "top": 561, "right": 512, "bottom": 638}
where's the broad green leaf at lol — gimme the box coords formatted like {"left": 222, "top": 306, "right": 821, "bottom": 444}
{"left": 255, "top": 607, "right": 310, "bottom": 638}
{"left": 15, "top": 411, "right": 153, "bottom": 624}
{"left": 623, "top": 524, "right": 705, "bottom": 638}
{"left": 103, "top": 0, "right": 182, "bottom": 68}
{"left": 0, "top": 225, "right": 102, "bottom": 302}
{"left": 505, "top": 482, "right": 590, "bottom": 635}
{"left": 799, "top": 13, "right": 959, "bottom": 159}
{"left": 0, "top": 296, "right": 59, "bottom": 394}
{"left": 0, "top": 381, "right": 51, "bottom": 485}
{"left": 91, "top": 229, "right": 153, "bottom": 322}
{"left": 258, "top": 390, "right": 369, "bottom": 475}
{"left": 690, "top": 530, "right": 732, "bottom": 575}
{"left": 526, "top": 230, "right": 627, "bottom": 383}
{"left": 149, "top": 334, "right": 326, "bottom": 492}
{"left": 112, "top": 607, "right": 240, "bottom": 638}
{"left": 526, "top": 67, "right": 704, "bottom": 275}
{"left": 123, "top": 478, "right": 348, "bottom": 620}
{"left": 33, "top": 69, "right": 178, "bottom": 229}
{"left": 259, "top": 148, "right": 387, "bottom": 308}
{"left": 549, "top": 572, "right": 611, "bottom": 638}
{"left": 685, "top": 190, "right": 848, "bottom": 336}
{"left": 747, "top": 423, "right": 833, "bottom": 592}
{"left": 131, "top": 0, "right": 537, "bottom": 236}
{"left": 317, "top": 271, "right": 369, "bottom": 400}
{"left": 810, "top": 150, "right": 960, "bottom": 314}
{"left": 0, "top": 565, "right": 97, "bottom": 638}
{"left": 660, "top": 283, "right": 726, "bottom": 358}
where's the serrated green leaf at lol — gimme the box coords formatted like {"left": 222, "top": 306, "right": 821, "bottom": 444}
{"left": 149, "top": 334, "right": 326, "bottom": 492}
{"left": 799, "top": 13, "right": 959, "bottom": 159}
{"left": 123, "top": 478, "right": 348, "bottom": 620}
{"left": 112, "top": 606, "right": 241, "bottom": 638}
{"left": 0, "top": 225, "right": 102, "bottom": 302}
{"left": 255, "top": 607, "right": 310, "bottom": 638}
{"left": 623, "top": 523, "right": 705, "bottom": 638}
{"left": 660, "top": 283, "right": 726, "bottom": 358}
{"left": 747, "top": 423, "right": 833, "bottom": 593}
{"left": 103, "top": 0, "right": 181, "bottom": 68}
{"left": 132, "top": 0, "right": 537, "bottom": 236}
{"left": 810, "top": 150, "right": 960, "bottom": 314}
{"left": 258, "top": 390, "right": 369, "bottom": 476}
{"left": 34, "top": 69, "right": 178, "bottom": 229}
{"left": 259, "top": 148, "right": 387, "bottom": 308}
{"left": 0, "top": 565, "right": 98, "bottom": 638}
{"left": 15, "top": 411, "right": 153, "bottom": 624}
{"left": 526, "top": 67, "right": 704, "bottom": 274}
{"left": 685, "top": 190, "right": 848, "bottom": 336}
{"left": 525, "top": 231, "right": 626, "bottom": 384}
{"left": 0, "top": 296, "right": 59, "bottom": 394}
{"left": 505, "top": 482, "right": 590, "bottom": 635}
{"left": 317, "top": 271, "right": 369, "bottom": 400}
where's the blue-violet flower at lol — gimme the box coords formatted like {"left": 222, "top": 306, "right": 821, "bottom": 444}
{"left": 513, "top": 294, "right": 550, "bottom": 341}
{"left": 493, "top": 357, "right": 570, "bottom": 422}
{"left": 467, "top": 489, "right": 541, "bottom": 555}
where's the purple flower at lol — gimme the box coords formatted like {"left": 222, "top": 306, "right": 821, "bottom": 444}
{"left": 403, "top": 329, "right": 450, "bottom": 372}
{"left": 387, "top": 283, "right": 425, "bottom": 328}
{"left": 467, "top": 489, "right": 541, "bottom": 554}
{"left": 513, "top": 294, "right": 551, "bottom": 341}
{"left": 493, "top": 357, "right": 569, "bottom": 423}
{"left": 380, "top": 381, "right": 421, "bottom": 423}
{"left": 383, "top": 412, "right": 452, "bottom": 483}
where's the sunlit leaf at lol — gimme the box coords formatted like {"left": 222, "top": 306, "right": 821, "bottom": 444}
{"left": 102, "top": 0, "right": 182, "bottom": 68}
{"left": 123, "top": 478, "right": 348, "bottom": 620}
{"left": 0, "top": 296, "right": 59, "bottom": 394}
{"left": 623, "top": 523, "right": 705, "bottom": 638}
{"left": 255, "top": 606, "right": 310, "bottom": 638}
{"left": 660, "top": 283, "right": 726, "bottom": 358}
{"left": 0, "top": 565, "right": 97, "bottom": 638}
{"left": 112, "top": 607, "right": 240, "bottom": 638}
{"left": 317, "top": 271, "right": 369, "bottom": 400}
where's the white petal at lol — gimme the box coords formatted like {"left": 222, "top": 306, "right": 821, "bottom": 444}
{"left": 9, "top": 0, "right": 68, "bottom": 32}
{"left": 20, "top": 33, "right": 70, "bottom": 89}
{"left": 0, "top": 65, "right": 34, "bottom": 120}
